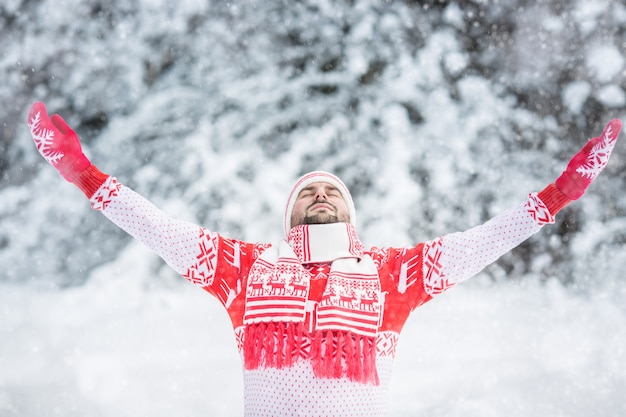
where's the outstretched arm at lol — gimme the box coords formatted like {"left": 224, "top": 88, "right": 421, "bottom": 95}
{"left": 421, "top": 120, "right": 622, "bottom": 296}
{"left": 27, "top": 102, "right": 215, "bottom": 279}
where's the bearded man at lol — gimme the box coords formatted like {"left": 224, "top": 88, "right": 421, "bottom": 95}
{"left": 27, "top": 101, "right": 622, "bottom": 417}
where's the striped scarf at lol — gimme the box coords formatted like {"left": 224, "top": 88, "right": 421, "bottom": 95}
{"left": 242, "top": 223, "right": 382, "bottom": 384}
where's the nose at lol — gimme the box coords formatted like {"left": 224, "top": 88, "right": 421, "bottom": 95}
{"left": 315, "top": 187, "right": 328, "bottom": 201}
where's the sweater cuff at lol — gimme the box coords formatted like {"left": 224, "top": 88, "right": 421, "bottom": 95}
{"left": 72, "top": 164, "right": 109, "bottom": 198}
{"left": 537, "top": 183, "right": 571, "bottom": 216}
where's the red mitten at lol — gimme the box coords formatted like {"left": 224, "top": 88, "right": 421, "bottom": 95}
{"left": 27, "top": 102, "right": 91, "bottom": 182}
{"left": 555, "top": 119, "right": 622, "bottom": 200}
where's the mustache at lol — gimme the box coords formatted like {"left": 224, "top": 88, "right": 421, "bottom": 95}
{"left": 307, "top": 199, "right": 336, "bottom": 210}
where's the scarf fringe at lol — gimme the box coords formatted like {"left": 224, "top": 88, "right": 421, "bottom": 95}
{"left": 243, "top": 322, "right": 380, "bottom": 385}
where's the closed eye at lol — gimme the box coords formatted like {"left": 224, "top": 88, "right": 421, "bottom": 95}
{"left": 297, "top": 186, "right": 316, "bottom": 199}
{"left": 325, "top": 186, "right": 341, "bottom": 197}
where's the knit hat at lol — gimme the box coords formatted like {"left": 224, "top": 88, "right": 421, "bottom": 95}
{"left": 283, "top": 171, "right": 356, "bottom": 235}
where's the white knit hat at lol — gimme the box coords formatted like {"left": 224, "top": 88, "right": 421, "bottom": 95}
{"left": 283, "top": 171, "right": 356, "bottom": 235}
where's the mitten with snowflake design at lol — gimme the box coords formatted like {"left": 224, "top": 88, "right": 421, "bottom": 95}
{"left": 555, "top": 119, "right": 622, "bottom": 200}
{"left": 27, "top": 102, "right": 108, "bottom": 197}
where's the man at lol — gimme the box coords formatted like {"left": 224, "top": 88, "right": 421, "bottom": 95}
{"left": 27, "top": 101, "right": 621, "bottom": 417}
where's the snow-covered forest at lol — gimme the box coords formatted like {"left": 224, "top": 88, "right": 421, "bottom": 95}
{"left": 1, "top": 1, "right": 625, "bottom": 416}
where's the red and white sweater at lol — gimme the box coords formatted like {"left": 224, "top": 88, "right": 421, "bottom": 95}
{"left": 76, "top": 166, "right": 569, "bottom": 417}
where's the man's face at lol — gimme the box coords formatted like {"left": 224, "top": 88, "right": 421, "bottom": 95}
{"left": 290, "top": 182, "right": 351, "bottom": 229}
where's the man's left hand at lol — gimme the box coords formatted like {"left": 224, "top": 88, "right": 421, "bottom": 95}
{"left": 555, "top": 119, "right": 622, "bottom": 200}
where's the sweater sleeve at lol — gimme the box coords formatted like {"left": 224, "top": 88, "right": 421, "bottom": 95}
{"left": 88, "top": 175, "right": 209, "bottom": 276}
{"left": 421, "top": 188, "right": 568, "bottom": 296}
{"left": 87, "top": 175, "right": 271, "bottom": 326}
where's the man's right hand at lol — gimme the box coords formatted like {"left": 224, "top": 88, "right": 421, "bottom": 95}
{"left": 27, "top": 102, "right": 92, "bottom": 182}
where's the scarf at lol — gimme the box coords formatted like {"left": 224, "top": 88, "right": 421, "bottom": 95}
{"left": 242, "top": 223, "right": 382, "bottom": 384}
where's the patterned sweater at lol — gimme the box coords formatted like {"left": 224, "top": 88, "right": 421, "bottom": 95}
{"left": 84, "top": 172, "right": 566, "bottom": 417}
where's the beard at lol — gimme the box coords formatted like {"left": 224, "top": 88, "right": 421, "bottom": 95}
{"left": 290, "top": 200, "right": 350, "bottom": 228}
{"left": 302, "top": 211, "right": 341, "bottom": 225}
{"left": 302, "top": 200, "right": 350, "bottom": 225}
